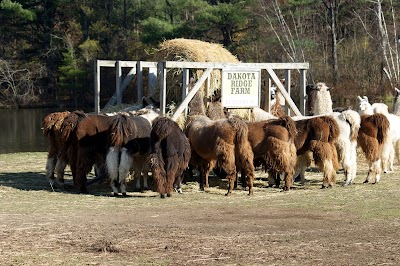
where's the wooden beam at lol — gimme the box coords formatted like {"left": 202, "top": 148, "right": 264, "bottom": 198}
{"left": 266, "top": 68, "right": 302, "bottom": 116}
{"left": 171, "top": 68, "right": 213, "bottom": 121}
{"left": 165, "top": 61, "right": 309, "bottom": 70}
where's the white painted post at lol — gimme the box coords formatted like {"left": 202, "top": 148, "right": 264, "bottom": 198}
{"left": 94, "top": 60, "right": 100, "bottom": 114}
{"left": 136, "top": 61, "right": 143, "bottom": 102}
{"left": 158, "top": 61, "right": 167, "bottom": 115}
{"left": 299, "top": 69, "right": 307, "bottom": 115}
{"left": 284, "top": 70, "right": 291, "bottom": 115}
{"left": 116, "top": 60, "right": 122, "bottom": 105}
{"left": 182, "top": 68, "right": 189, "bottom": 116}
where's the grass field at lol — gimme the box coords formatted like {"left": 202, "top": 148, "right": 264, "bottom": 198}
{"left": 0, "top": 151, "right": 400, "bottom": 265}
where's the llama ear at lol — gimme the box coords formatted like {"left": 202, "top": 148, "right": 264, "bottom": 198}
{"left": 395, "top": 87, "right": 400, "bottom": 94}
{"left": 357, "top": 96, "right": 363, "bottom": 101}
{"left": 363, "top": 96, "right": 369, "bottom": 102}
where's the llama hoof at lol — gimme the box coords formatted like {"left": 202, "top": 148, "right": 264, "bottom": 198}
{"left": 167, "top": 193, "right": 172, "bottom": 197}
{"left": 363, "top": 180, "right": 369, "bottom": 184}
{"left": 225, "top": 192, "right": 232, "bottom": 196}
{"left": 112, "top": 192, "right": 118, "bottom": 197}
{"left": 122, "top": 192, "right": 127, "bottom": 197}
{"left": 160, "top": 194, "right": 165, "bottom": 199}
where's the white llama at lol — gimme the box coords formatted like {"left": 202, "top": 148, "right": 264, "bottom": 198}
{"left": 308, "top": 83, "right": 361, "bottom": 185}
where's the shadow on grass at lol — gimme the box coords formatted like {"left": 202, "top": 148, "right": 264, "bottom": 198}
{"left": 0, "top": 171, "right": 160, "bottom": 198}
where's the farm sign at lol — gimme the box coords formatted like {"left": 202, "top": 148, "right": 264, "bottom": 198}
{"left": 221, "top": 69, "right": 260, "bottom": 108}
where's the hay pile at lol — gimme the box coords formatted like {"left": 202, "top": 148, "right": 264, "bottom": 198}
{"left": 151, "top": 38, "right": 239, "bottom": 105}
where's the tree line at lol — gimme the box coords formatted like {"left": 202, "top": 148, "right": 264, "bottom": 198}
{"left": 1, "top": 0, "right": 399, "bottom": 109}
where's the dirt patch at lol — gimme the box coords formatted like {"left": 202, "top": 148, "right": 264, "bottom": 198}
{"left": 0, "top": 152, "right": 400, "bottom": 265}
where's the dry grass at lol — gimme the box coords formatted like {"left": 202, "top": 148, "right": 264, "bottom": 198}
{"left": 1, "top": 151, "right": 400, "bottom": 265}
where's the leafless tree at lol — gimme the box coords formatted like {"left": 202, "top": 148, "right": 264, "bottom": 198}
{"left": 0, "top": 59, "right": 42, "bottom": 108}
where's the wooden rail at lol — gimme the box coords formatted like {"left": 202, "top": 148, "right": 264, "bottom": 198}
{"left": 94, "top": 60, "right": 309, "bottom": 117}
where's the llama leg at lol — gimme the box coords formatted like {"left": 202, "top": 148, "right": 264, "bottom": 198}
{"left": 381, "top": 141, "right": 392, "bottom": 173}
{"left": 372, "top": 159, "right": 382, "bottom": 183}
{"left": 166, "top": 158, "right": 180, "bottom": 197}
{"left": 320, "top": 159, "right": 335, "bottom": 189}
{"left": 388, "top": 145, "right": 395, "bottom": 172}
{"left": 119, "top": 148, "right": 133, "bottom": 194}
{"left": 55, "top": 158, "right": 67, "bottom": 188}
{"left": 106, "top": 147, "right": 120, "bottom": 196}
{"left": 141, "top": 159, "right": 150, "bottom": 190}
{"left": 199, "top": 168, "right": 206, "bottom": 191}
{"left": 343, "top": 143, "right": 357, "bottom": 186}
{"left": 205, "top": 160, "right": 216, "bottom": 189}
{"left": 396, "top": 140, "right": 400, "bottom": 164}
{"left": 283, "top": 172, "right": 291, "bottom": 191}
{"left": 295, "top": 153, "right": 311, "bottom": 184}
{"left": 364, "top": 162, "right": 373, "bottom": 183}
{"left": 225, "top": 172, "right": 236, "bottom": 196}
{"left": 246, "top": 171, "right": 254, "bottom": 196}
{"left": 46, "top": 157, "right": 56, "bottom": 186}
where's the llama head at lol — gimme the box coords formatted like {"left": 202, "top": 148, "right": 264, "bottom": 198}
{"left": 357, "top": 96, "right": 373, "bottom": 115}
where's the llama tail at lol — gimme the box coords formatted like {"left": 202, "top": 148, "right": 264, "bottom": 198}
{"left": 109, "top": 114, "right": 134, "bottom": 147}
{"left": 151, "top": 117, "right": 175, "bottom": 141}
{"left": 319, "top": 116, "right": 340, "bottom": 143}
{"left": 369, "top": 113, "right": 390, "bottom": 144}
{"left": 228, "top": 117, "right": 255, "bottom": 178}
{"left": 274, "top": 115, "right": 297, "bottom": 141}
{"left": 60, "top": 110, "right": 87, "bottom": 141}
{"left": 42, "top": 111, "right": 70, "bottom": 136}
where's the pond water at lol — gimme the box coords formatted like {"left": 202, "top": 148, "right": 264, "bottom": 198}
{"left": 0, "top": 108, "right": 92, "bottom": 154}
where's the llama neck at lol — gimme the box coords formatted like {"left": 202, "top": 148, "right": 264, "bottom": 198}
{"left": 188, "top": 90, "right": 206, "bottom": 117}
{"left": 313, "top": 90, "right": 333, "bottom": 115}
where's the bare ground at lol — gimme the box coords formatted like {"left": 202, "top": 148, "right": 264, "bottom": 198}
{"left": 0, "top": 151, "right": 400, "bottom": 265}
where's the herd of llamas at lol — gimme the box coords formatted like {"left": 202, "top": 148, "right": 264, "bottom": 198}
{"left": 42, "top": 82, "right": 400, "bottom": 198}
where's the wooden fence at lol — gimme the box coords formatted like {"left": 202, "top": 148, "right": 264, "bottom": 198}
{"left": 94, "top": 60, "right": 309, "bottom": 118}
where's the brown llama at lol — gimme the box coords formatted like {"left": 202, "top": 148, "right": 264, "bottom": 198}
{"left": 250, "top": 97, "right": 340, "bottom": 188}
{"left": 67, "top": 113, "right": 112, "bottom": 193}
{"left": 358, "top": 113, "right": 390, "bottom": 183}
{"left": 185, "top": 89, "right": 255, "bottom": 196}
{"left": 247, "top": 116, "right": 298, "bottom": 191}
{"left": 292, "top": 116, "right": 340, "bottom": 188}
{"left": 42, "top": 111, "right": 71, "bottom": 188}
{"left": 148, "top": 116, "right": 191, "bottom": 198}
